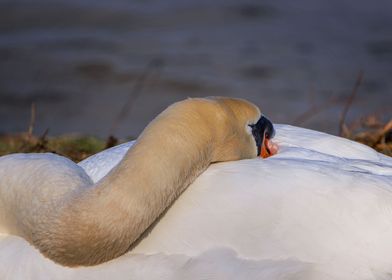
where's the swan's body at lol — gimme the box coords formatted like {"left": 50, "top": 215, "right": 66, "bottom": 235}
{"left": 0, "top": 97, "right": 392, "bottom": 279}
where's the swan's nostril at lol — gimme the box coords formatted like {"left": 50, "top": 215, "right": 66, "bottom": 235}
{"left": 265, "top": 132, "right": 270, "bottom": 139}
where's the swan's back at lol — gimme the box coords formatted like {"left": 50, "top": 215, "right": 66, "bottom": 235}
{"left": 79, "top": 142, "right": 134, "bottom": 183}
{"left": 79, "top": 125, "right": 392, "bottom": 279}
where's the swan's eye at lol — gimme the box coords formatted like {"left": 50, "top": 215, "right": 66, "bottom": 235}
{"left": 247, "top": 124, "right": 257, "bottom": 135}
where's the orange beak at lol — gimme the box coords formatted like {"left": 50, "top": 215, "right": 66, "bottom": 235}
{"left": 260, "top": 137, "right": 278, "bottom": 159}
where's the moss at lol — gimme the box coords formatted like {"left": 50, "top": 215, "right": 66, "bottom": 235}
{"left": 48, "top": 136, "right": 106, "bottom": 161}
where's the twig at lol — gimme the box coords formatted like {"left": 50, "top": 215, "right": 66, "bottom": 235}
{"left": 105, "top": 135, "right": 118, "bottom": 149}
{"left": 338, "top": 70, "right": 364, "bottom": 136}
{"left": 109, "top": 58, "right": 164, "bottom": 137}
{"left": 33, "top": 128, "right": 49, "bottom": 152}
{"left": 27, "top": 102, "right": 36, "bottom": 137}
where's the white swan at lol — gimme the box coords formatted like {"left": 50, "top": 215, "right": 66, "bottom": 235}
{"left": 1, "top": 97, "right": 392, "bottom": 280}
{"left": 0, "top": 97, "right": 273, "bottom": 266}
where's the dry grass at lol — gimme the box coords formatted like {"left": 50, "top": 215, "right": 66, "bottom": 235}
{"left": 0, "top": 117, "right": 390, "bottom": 162}
{"left": 342, "top": 117, "right": 392, "bottom": 157}
{"left": 0, "top": 132, "right": 109, "bottom": 162}
{"left": 337, "top": 71, "right": 391, "bottom": 156}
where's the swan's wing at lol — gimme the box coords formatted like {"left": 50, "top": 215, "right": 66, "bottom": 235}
{"left": 274, "top": 124, "right": 391, "bottom": 163}
{"left": 78, "top": 141, "right": 135, "bottom": 183}
{"left": 0, "top": 235, "right": 317, "bottom": 280}
{"left": 128, "top": 126, "right": 392, "bottom": 279}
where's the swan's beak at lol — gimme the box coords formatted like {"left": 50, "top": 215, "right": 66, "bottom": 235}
{"left": 250, "top": 116, "right": 278, "bottom": 158}
{"left": 261, "top": 135, "right": 278, "bottom": 158}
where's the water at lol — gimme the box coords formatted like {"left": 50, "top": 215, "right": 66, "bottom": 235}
{"left": 0, "top": 0, "right": 391, "bottom": 138}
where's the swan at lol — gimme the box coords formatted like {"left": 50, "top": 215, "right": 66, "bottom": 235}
{"left": 0, "top": 98, "right": 274, "bottom": 263}
{"left": 1, "top": 97, "right": 392, "bottom": 280}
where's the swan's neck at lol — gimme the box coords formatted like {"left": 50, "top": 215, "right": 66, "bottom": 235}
{"left": 35, "top": 112, "right": 216, "bottom": 266}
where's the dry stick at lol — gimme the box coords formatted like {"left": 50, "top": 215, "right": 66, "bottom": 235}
{"left": 108, "top": 58, "right": 164, "bottom": 139}
{"left": 338, "top": 70, "right": 364, "bottom": 136}
{"left": 27, "top": 102, "right": 36, "bottom": 138}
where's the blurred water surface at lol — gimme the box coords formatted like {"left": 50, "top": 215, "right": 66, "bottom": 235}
{"left": 0, "top": 0, "right": 391, "bottom": 138}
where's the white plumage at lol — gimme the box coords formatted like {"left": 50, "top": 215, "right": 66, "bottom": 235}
{"left": 1, "top": 124, "right": 391, "bottom": 280}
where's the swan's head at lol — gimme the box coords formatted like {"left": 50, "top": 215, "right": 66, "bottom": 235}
{"left": 205, "top": 97, "right": 277, "bottom": 162}
{"left": 248, "top": 114, "right": 276, "bottom": 158}
{"left": 138, "top": 96, "right": 277, "bottom": 163}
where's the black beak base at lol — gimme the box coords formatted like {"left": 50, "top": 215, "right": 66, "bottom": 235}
{"left": 249, "top": 116, "right": 275, "bottom": 156}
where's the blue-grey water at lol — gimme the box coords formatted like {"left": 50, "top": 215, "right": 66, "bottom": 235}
{"left": 0, "top": 0, "right": 391, "bottom": 138}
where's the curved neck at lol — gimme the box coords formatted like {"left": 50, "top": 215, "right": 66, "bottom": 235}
{"left": 37, "top": 109, "right": 216, "bottom": 266}
{"left": 97, "top": 125, "right": 214, "bottom": 237}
